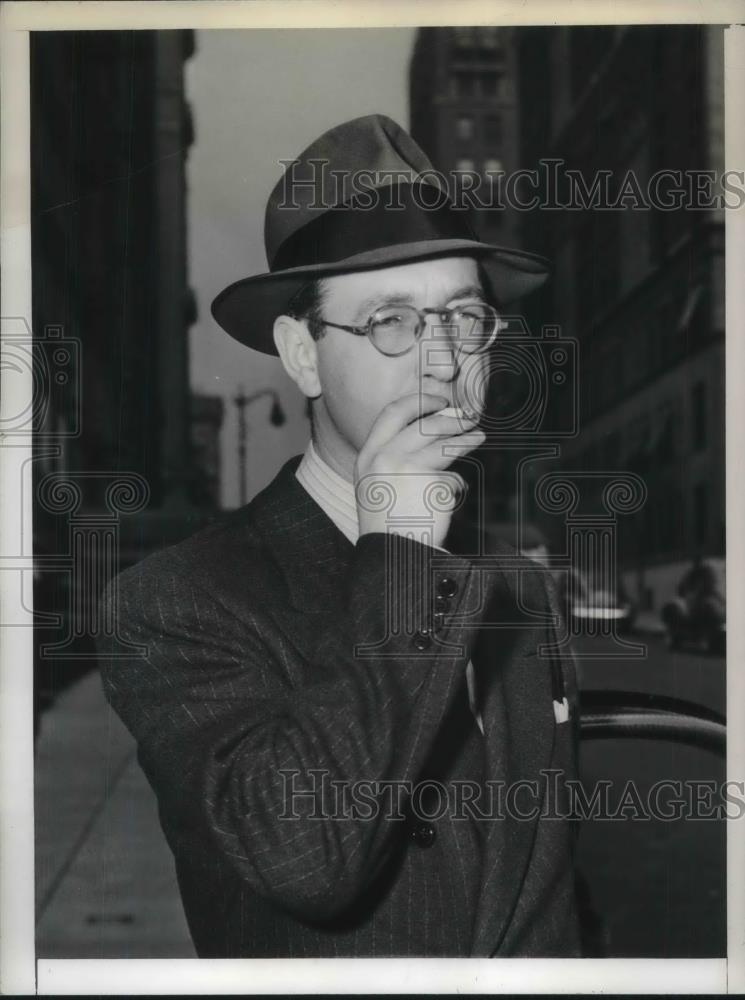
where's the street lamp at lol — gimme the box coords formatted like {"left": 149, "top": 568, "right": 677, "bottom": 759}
{"left": 234, "top": 387, "right": 286, "bottom": 506}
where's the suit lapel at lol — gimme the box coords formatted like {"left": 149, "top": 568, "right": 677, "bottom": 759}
{"left": 250, "top": 457, "right": 355, "bottom": 614}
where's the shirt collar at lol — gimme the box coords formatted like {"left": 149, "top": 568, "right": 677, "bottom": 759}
{"left": 295, "top": 440, "right": 359, "bottom": 544}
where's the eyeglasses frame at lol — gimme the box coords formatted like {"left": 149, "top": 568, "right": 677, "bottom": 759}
{"left": 315, "top": 302, "right": 501, "bottom": 358}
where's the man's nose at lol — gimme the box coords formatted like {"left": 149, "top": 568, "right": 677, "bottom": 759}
{"left": 419, "top": 315, "right": 460, "bottom": 382}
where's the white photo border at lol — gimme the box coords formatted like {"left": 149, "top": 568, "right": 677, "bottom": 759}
{"left": 1, "top": 1, "right": 743, "bottom": 994}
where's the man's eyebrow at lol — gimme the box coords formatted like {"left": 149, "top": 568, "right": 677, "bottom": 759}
{"left": 445, "top": 284, "right": 487, "bottom": 303}
{"left": 351, "top": 284, "right": 486, "bottom": 323}
{"left": 350, "top": 291, "right": 415, "bottom": 323}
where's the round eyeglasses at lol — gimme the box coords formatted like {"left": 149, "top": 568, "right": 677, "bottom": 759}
{"left": 318, "top": 302, "right": 501, "bottom": 357}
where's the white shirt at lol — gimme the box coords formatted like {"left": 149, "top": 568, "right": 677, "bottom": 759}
{"left": 296, "top": 441, "right": 484, "bottom": 733}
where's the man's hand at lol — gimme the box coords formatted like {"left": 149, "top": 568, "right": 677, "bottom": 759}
{"left": 354, "top": 393, "right": 485, "bottom": 549}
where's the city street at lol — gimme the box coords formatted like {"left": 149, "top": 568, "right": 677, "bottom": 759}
{"left": 35, "top": 631, "right": 726, "bottom": 959}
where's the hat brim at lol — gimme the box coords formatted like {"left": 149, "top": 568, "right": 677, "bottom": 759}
{"left": 210, "top": 239, "right": 549, "bottom": 355}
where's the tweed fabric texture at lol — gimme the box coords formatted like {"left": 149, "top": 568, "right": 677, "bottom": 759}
{"left": 97, "top": 457, "right": 581, "bottom": 957}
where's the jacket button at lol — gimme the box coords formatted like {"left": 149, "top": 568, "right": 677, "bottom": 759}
{"left": 436, "top": 576, "right": 458, "bottom": 598}
{"left": 410, "top": 821, "right": 437, "bottom": 848}
{"left": 412, "top": 629, "right": 431, "bottom": 651}
{"left": 432, "top": 612, "right": 446, "bottom": 633}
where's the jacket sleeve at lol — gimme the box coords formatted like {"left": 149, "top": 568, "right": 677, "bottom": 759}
{"left": 97, "top": 532, "right": 489, "bottom": 921}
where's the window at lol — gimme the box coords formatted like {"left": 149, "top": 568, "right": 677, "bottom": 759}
{"left": 642, "top": 502, "right": 656, "bottom": 554}
{"left": 452, "top": 71, "right": 501, "bottom": 100}
{"left": 602, "top": 430, "right": 621, "bottom": 469}
{"left": 655, "top": 405, "right": 677, "bottom": 463}
{"left": 583, "top": 443, "right": 599, "bottom": 471}
{"left": 453, "top": 27, "right": 476, "bottom": 48}
{"left": 569, "top": 26, "right": 615, "bottom": 101}
{"left": 453, "top": 72, "right": 475, "bottom": 97}
{"left": 483, "top": 158, "right": 503, "bottom": 175}
{"left": 692, "top": 379, "right": 707, "bottom": 451}
{"left": 626, "top": 415, "right": 650, "bottom": 471}
{"left": 639, "top": 315, "right": 657, "bottom": 379}
{"left": 453, "top": 27, "right": 502, "bottom": 54}
{"left": 595, "top": 212, "right": 620, "bottom": 313}
{"left": 456, "top": 115, "right": 474, "bottom": 141}
{"left": 605, "top": 341, "right": 624, "bottom": 402}
{"left": 481, "top": 73, "right": 500, "bottom": 98}
{"left": 657, "top": 485, "right": 678, "bottom": 553}
{"left": 575, "top": 210, "right": 620, "bottom": 327}
{"left": 484, "top": 115, "right": 502, "bottom": 145}
{"left": 693, "top": 482, "right": 708, "bottom": 546}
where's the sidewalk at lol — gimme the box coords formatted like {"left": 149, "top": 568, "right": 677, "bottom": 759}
{"left": 35, "top": 671, "right": 195, "bottom": 958}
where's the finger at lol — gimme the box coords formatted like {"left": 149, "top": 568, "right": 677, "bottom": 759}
{"left": 393, "top": 411, "right": 479, "bottom": 453}
{"left": 435, "top": 406, "right": 481, "bottom": 422}
{"left": 416, "top": 430, "right": 486, "bottom": 469}
{"left": 359, "top": 393, "right": 450, "bottom": 460}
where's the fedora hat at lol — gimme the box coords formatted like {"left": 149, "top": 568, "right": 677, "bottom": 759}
{"left": 211, "top": 114, "right": 548, "bottom": 355}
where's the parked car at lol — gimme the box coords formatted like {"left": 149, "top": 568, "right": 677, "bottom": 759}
{"left": 556, "top": 567, "right": 636, "bottom": 634}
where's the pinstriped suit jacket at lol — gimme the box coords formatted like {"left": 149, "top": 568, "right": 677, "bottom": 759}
{"left": 98, "top": 457, "right": 581, "bottom": 957}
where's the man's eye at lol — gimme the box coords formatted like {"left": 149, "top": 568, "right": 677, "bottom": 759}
{"left": 451, "top": 301, "right": 488, "bottom": 316}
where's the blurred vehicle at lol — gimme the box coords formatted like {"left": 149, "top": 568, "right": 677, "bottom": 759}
{"left": 661, "top": 556, "right": 726, "bottom": 655}
{"left": 556, "top": 567, "right": 636, "bottom": 634}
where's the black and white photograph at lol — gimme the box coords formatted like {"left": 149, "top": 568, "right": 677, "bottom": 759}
{"left": 1, "top": 1, "right": 744, "bottom": 994}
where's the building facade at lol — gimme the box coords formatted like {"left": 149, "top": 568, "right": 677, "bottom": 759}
{"left": 513, "top": 25, "right": 725, "bottom": 613}
{"left": 410, "top": 25, "right": 520, "bottom": 252}
{"left": 30, "top": 30, "right": 214, "bottom": 715}
{"left": 410, "top": 26, "right": 524, "bottom": 521}
{"left": 409, "top": 25, "right": 725, "bottom": 614}
{"left": 31, "top": 30, "right": 200, "bottom": 518}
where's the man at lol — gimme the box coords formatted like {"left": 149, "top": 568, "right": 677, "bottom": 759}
{"left": 98, "top": 114, "right": 581, "bottom": 957}
{"left": 677, "top": 553, "right": 721, "bottom": 615}
{"left": 662, "top": 552, "right": 726, "bottom": 652}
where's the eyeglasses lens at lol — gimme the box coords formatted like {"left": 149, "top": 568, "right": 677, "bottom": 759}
{"left": 370, "top": 304, "right": 498, "bottom": 356}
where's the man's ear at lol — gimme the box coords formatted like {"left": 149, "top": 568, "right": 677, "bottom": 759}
{"left": 273, "top": 315, "right": 322, "bottom": 399}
